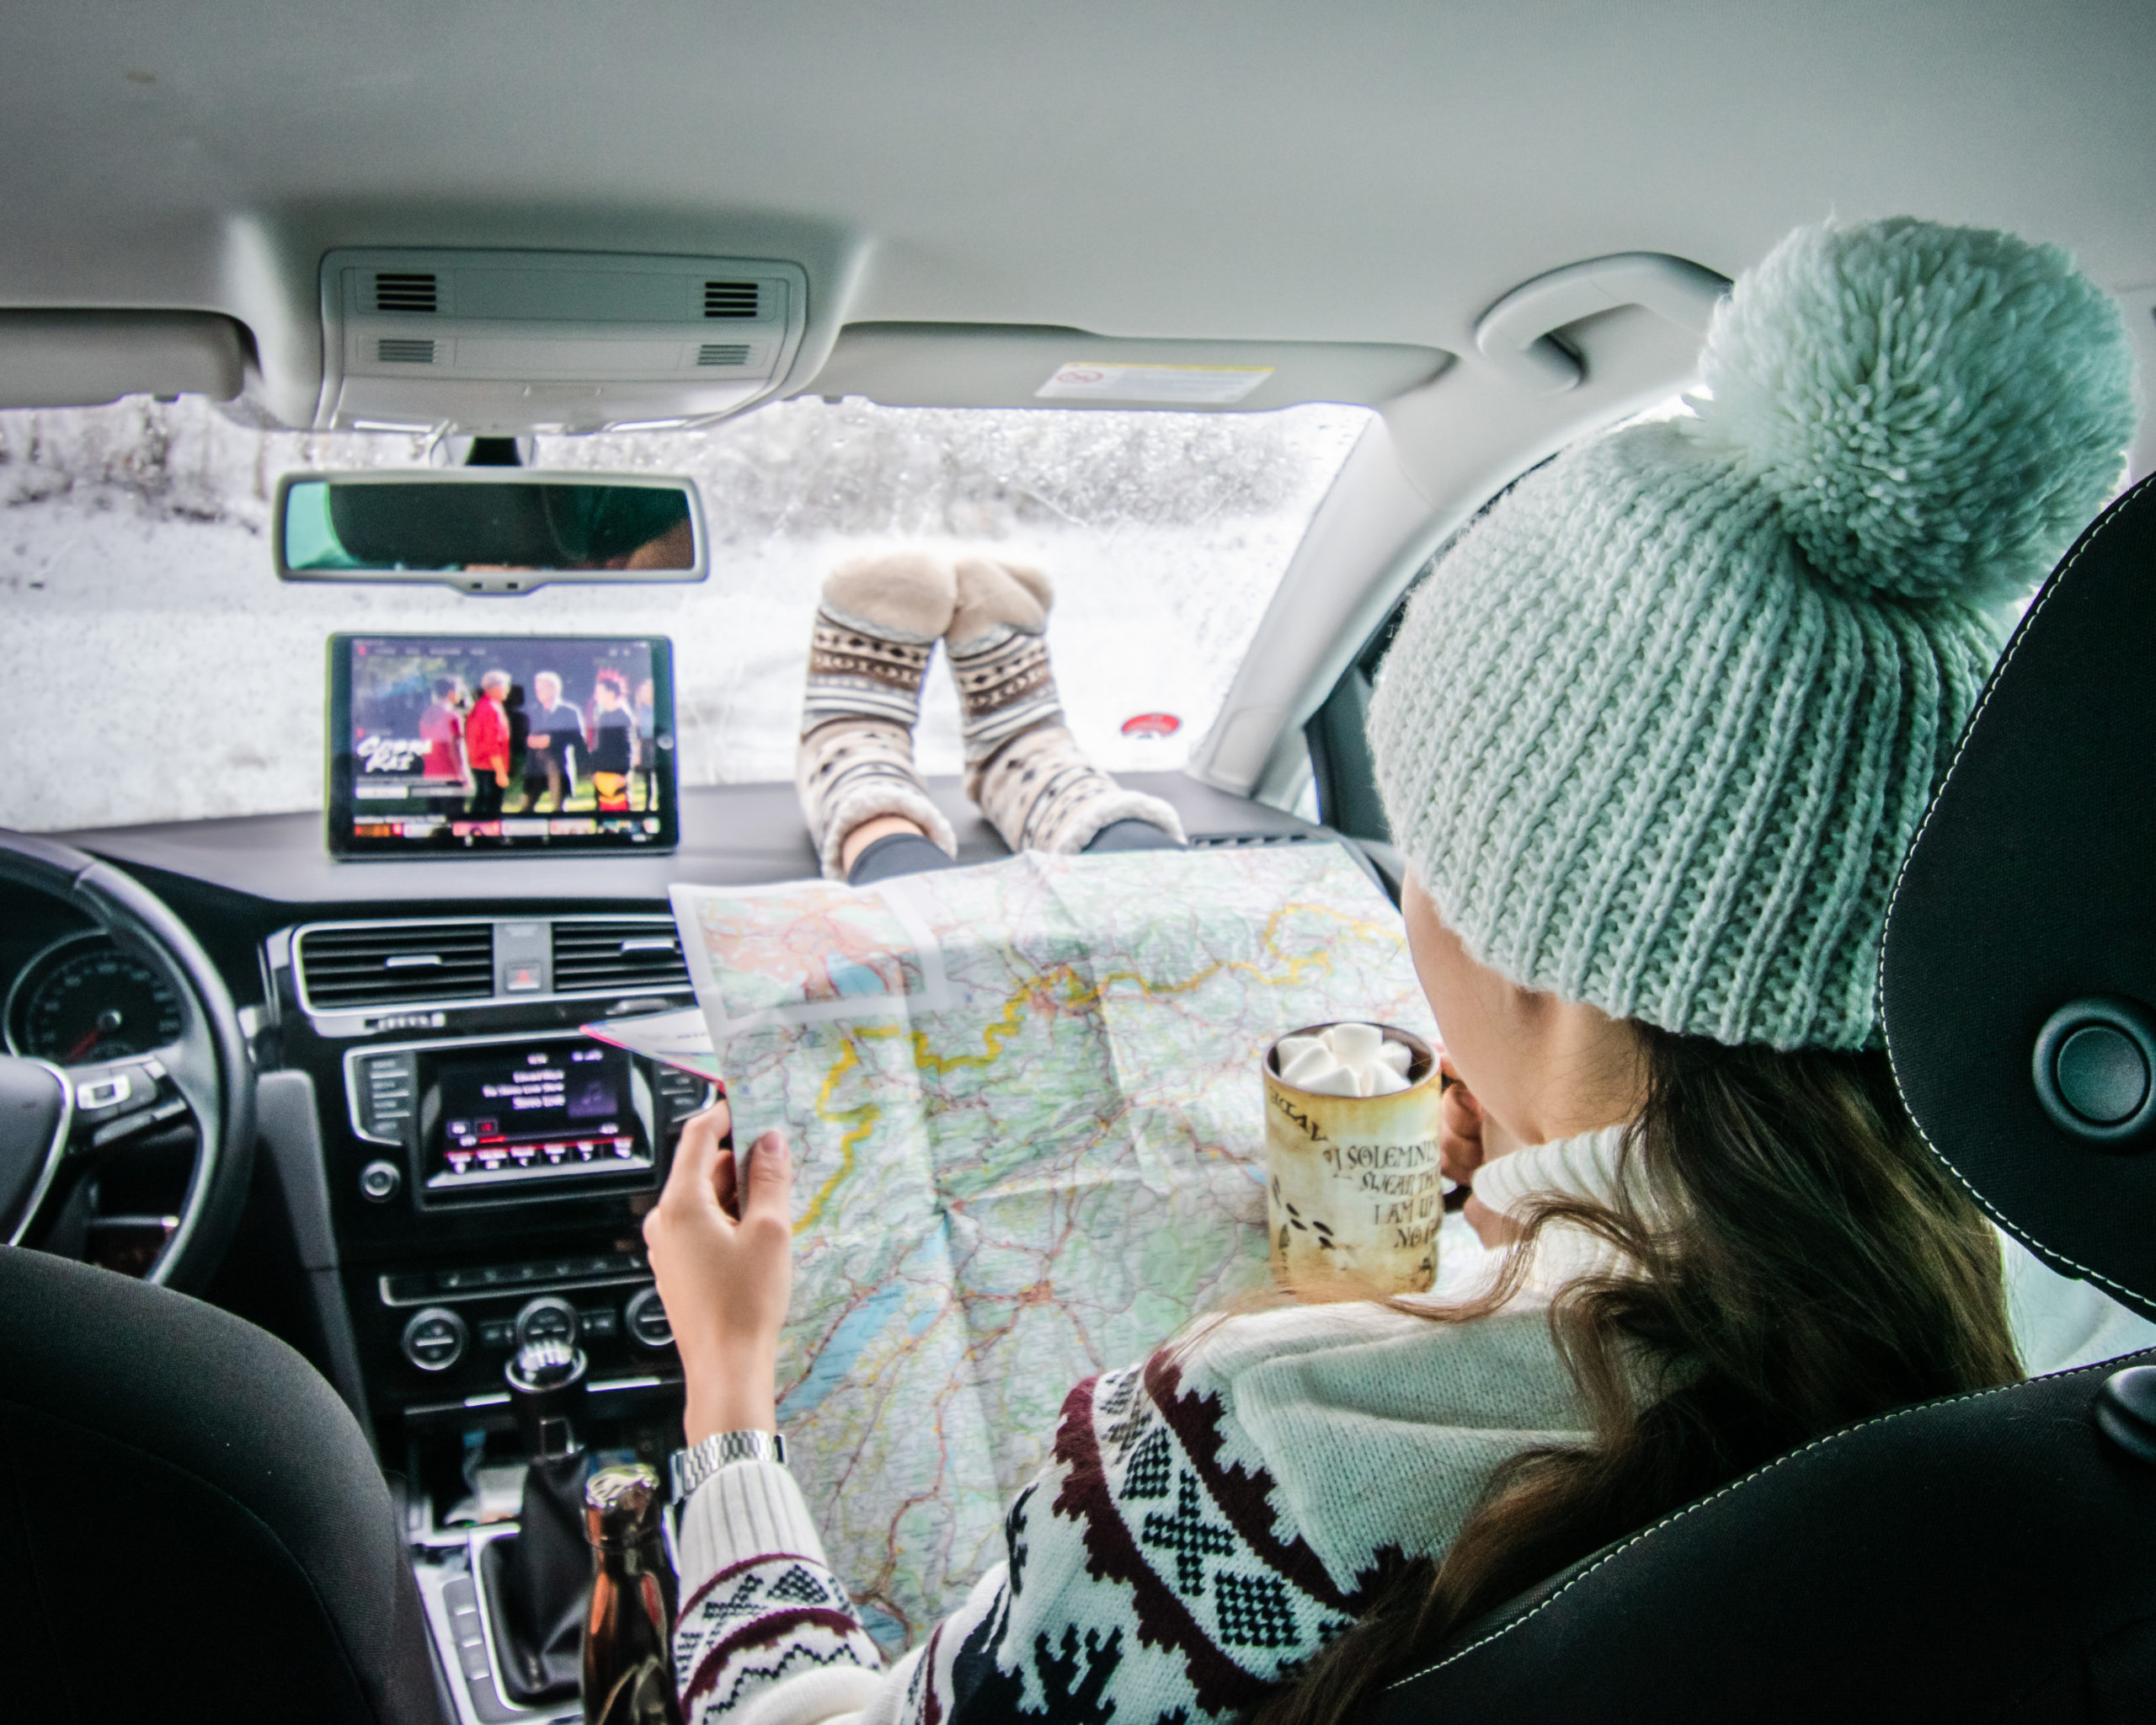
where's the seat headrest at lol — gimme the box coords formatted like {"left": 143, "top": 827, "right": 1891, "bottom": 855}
{"left": 1883, "top": 473, "right": 2156, "bottom": 1319}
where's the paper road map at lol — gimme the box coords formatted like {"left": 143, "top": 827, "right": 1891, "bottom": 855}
{"left": 670, "top": 843, "right": 1435, "bottom": 1649}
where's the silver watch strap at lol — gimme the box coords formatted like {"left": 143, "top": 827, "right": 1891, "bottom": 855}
{"left": 670, "top": 1429, "right": 789, "bottom": 1501}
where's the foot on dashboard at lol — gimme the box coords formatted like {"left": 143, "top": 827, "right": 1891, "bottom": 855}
{"left": 797, "top": 551, "right": 959, "bottom": 879}
{"left": 950, "top": 558, "right": 1184, "bottom": 854}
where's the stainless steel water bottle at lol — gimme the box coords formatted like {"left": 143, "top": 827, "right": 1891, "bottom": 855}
{"left": 582, "top": 1462, "right": 681, "bottom": 1725}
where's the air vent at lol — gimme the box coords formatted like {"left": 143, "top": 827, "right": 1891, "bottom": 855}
{"left": 376, "top": 337, "right": 437, "bottom": 364}
{"left": 373, "top": 272, "right": 439, "bottom": 313}
{"left": 702, "top": 280, "right": 759, "bottom": 318}
{"left": 551, "top": 920, "right": 691, "bottom": 995}
{"left": 297, "top": 921, "right": 494, "bottom": 1010}
{"left": 695, "top": 343, "right": 751, "bottom": 367}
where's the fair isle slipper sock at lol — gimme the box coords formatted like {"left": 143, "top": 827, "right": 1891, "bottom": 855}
{"left": 971, "top": 723, "right": 1186, "bottom": 854}
{"left": 796, "top": 552, "right": 960, "bottom": 879}
{"left": 797, "top": 718, "right": 957, "bottom": 879}
{"left": 947, "top": 557, "right": 1182, "bottom": 854}
{"left": 947, "top": 556, "right": 1061, "bottom": 771}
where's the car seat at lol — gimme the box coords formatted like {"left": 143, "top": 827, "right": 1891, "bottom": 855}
{"left": 1369, "top": 472, "right": 2156, "bottom": 1722}
{"left": 0, "top": 1246, "right": 446, "bottom": 1723}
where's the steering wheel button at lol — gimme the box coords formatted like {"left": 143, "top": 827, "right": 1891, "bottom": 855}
{"left": 76, "top": 1074, "right": 131, "bottom": 1110}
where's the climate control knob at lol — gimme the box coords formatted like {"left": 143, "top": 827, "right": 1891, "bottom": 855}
{"left": 624, "top": 1285, "right": 673, "bottom": 1349}
{"left": 401, "top": 1306, "right": 468, "bottom": 1373}
{"left": 514, "top": 1295, "right": 580, "bottom": 1350}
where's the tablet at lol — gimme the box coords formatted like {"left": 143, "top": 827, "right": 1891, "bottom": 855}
{"left": 328, "top": 633, "right": 678, "bottom": 857}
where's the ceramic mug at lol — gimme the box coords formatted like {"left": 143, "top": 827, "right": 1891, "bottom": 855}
{"left": 1263, "top": 1022, "right": 1444, "bottom": 1293}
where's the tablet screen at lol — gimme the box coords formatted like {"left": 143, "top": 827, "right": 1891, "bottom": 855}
{"left": 327, "top": 633, "right": 678, "bottom": 856}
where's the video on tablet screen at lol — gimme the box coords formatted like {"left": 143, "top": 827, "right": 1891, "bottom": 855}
{"left": 328, "top": 633, "right": 677, "bottom": 856}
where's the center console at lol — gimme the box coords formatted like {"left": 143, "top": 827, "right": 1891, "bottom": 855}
{"left": 264, "top": 913, "right": 712, "bottom": 1519}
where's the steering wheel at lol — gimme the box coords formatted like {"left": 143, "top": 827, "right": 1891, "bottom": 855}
{"left": 0, "top": 831, "right": 253, "bottom": 1291}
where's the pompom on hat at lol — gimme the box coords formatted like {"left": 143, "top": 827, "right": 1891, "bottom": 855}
{"left": 1368, "top": 216, "right": 2137, "bottom": 1050}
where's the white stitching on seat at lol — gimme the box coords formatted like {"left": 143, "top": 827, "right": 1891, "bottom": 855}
{"left": 1389, "top": 489, "right": 2154, "bottom": 1696}
{"left": 1878, "top": 489, "right": 2153, "bottom": 1305}
{"left": 1384, "top": 1353, "right": 2134, "bottom": 1690}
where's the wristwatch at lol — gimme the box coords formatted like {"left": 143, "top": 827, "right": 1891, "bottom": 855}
{"left": 670, "top": 1429, "right": 789, "bottom": 1502}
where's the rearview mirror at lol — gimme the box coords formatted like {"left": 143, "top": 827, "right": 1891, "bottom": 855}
{"left": 274, "top": 472, "right": 706, "bottom": 594}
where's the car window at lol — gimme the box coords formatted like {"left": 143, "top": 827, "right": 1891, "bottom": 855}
{"left": 0, "top": 395, "right": 1367, "bottom": 832}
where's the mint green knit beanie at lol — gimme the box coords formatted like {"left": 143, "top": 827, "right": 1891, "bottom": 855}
{"left": 1367, "top": 217, "right": 2138, "bottom": 1049}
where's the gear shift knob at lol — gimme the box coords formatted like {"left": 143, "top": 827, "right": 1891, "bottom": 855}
{"left": 505, "top": 1337, "right": 589, "bottom": 1461}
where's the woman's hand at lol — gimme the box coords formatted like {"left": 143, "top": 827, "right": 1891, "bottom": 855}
{"left": 643, "top": 1102, "right": 796, "bottom": 1443}
{"left": 1438, "top": 1056, "right": 1487, "bottom": 1188}
{"left": 1439, "top": 1060, "right": 1525, "bottom": 1248}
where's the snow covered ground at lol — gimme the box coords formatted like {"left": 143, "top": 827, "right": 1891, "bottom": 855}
{"left": 0, "top": 395, "right": 1364, "bottom": 832}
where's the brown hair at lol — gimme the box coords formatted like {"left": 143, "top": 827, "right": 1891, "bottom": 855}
{"left": 1251, "top": 1024, "right": 2020, "bottom": 1725}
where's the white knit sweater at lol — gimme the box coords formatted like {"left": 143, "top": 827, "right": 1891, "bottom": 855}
{"left": 1474, "top": 1128, "right": 2156, "bottom": 1369}
{"left": 673, "top": 1137, "right": 2156, "bottom": 1725}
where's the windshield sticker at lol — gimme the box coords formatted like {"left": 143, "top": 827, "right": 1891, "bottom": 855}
{"left": 1036, "top": 362, "right": 1273, "bottom": 404}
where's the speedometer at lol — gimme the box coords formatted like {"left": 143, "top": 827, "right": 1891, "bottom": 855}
{"left": 6, "top": 936, "right": 184, "bottom": 1064}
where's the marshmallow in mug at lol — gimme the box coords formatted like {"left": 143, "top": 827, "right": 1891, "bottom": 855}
{"left": 1273, "top": 1021, "right": 1414, "bottom": 1097}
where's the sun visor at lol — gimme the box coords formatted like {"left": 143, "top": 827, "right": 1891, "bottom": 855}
{"left": 315, "top": 249, "right": 808, "bottom": 435}
{"left": 805, "top": 323, "right": 1449, "bottom": 412}
{"left": 0, "top": 310, "right": 246, "bottom": 409}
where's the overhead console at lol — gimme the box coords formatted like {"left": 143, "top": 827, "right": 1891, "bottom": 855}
{"left": 314, "top": 248, "right": 809, "bottom": 435}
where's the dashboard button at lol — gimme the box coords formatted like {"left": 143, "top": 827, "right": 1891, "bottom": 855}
{"left": 624, "top": 1285, "right": 672, "bottom": 1348}
{"left": 402, "top": 1306, "right": 468, "bottom": 1373}
{"left": 578, "top": 1306, "right": 618, "bottom": 1339}
{"left": 358, "top": 1160, "right": 402, "bottom": 1203}
{"left": 515, "top": 1295, "right": 580, "bottom": 1349}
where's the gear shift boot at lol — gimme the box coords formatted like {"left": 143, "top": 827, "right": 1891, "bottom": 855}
{"left": 482, "top": 1450, "right": 592, "bottom": 1703}
{"left": 478, "top": 1338, "right": 597, "bottom": 1705}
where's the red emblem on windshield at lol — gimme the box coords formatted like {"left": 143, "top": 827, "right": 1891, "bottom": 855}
{"left": 1120, "top": 713, "right": 1181, "bottom": 738}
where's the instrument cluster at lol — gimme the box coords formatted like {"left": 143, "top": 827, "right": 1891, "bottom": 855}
{"left": 3, "top": 932, "right": 184, "bottom": 1065}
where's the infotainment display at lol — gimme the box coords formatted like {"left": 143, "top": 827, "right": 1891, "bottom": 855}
{"left": 327, "top": 633, "right": 677, "bottom": 856}
{"left": 425, "top": 1042, "right": 651, "bottom": 1196}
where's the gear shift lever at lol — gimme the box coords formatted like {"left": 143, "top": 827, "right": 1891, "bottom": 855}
{"left": 482, "top": 1338, "right": 595, "bottom": 1704}
{"left": 507, "top": 1337, "right": 590, "bottom": 1459}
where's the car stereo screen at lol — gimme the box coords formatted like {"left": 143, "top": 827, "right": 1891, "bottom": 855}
{"left": 427, "top": 1043, "right": 651, "bottom": 1194}
{"left": 328, "top": 633, "right": 677, "bottom": 855}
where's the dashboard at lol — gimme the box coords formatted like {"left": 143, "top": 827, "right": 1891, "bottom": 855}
{"left": 13, "top": 771, "right": 1322, "bottom": 1520}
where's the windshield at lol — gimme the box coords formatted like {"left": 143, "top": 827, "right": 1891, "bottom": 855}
{"left": 0, "top": 395, "right": 1365, "bottom": 833}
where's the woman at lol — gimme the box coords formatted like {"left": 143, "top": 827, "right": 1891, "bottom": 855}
{"left": 645, "top": 217, "right": 2143, "bottom": 1725}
